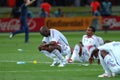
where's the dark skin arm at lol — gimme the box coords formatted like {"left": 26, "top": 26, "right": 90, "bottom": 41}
{"left": 48, "top": 41, "right": 61, "bottom": 52}
{"left": 89, "top": 48, "right": 99, "bottom": 64}
{"left": 38, "top": 42, "right": 49, "bottom": 51}
{"left": 38, "top": 41, "right": 61, "bottom": 53}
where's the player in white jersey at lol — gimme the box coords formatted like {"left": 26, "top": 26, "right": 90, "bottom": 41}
{"left": 38, "top": 26, "right": 71, "bottom": 67}
{"left": 69, "top": 26, "right": 104, "bottom": 63}
{"left": 89, "top": 41, "right": 120, "bottom": 77}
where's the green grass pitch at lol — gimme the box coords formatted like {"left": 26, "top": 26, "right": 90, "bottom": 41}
{"left": 0, "top": 31, "right": 120, "bottom": 80}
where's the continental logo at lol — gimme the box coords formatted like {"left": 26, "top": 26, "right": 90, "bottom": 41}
{"left": 46, "top": 20, "right": 84, "bottom": 27}
{"left": 45, "top": 17, "right": 96, "bottom": 30}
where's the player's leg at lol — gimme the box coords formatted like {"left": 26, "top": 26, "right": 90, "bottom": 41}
{"left": 98, "top": 51, "right": 113, "bottom": 77}
{"left": 104, "top": 54, "right": 120, "bottom": 75}
{"left": 38, "top": 45, "right": 60, "bottom": 66}
{"left": 82, "top": 51, "right": 89, "bottom": 62}
{"left": 40, "top": 50, "right": 60, "bottom": 66}
{"left": 83, "top": 46, "right": 96, "bottom": 62}
{"left": 70, "top": 44, "right": 83, "bottom": 63}
{"left": 52, "top": 49, "right": 67, "bottom": 67}
{"left": 61, "top": 46, "right": 71, "bottom": 61}
{"left": 25, "top": 27, "right": 29, "bottom": 43}
{"left": 9, "top": 26, "right": 25, "bottom": 38}
{"left": 41, "top": 50, "right": 55, "bottom": 59}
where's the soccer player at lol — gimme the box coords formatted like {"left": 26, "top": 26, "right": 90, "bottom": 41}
{"left": 89, "top": 41, "right": 120, "bottom": 77}
{"left": 69, "top": 26, "right": 104, "bottom": 63}
{"left": 9, "top": 0, "right": 36, "bottom": 43}
{"left": 38, "top": 26, "right": 71, "bottom": 67}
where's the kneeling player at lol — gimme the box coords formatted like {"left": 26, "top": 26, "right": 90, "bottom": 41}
{"left": 89, "top": 41, "right": 120, "bottom": 77}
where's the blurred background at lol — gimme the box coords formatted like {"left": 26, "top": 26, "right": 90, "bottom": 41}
{"left": 0, "top": 0, "right": 120, "bottom": 32}
{"left": 0, "top": 0, "right": 120, "bottom": 17}
{"left": 0, "top": 0, "right": 120, "bottom": 7}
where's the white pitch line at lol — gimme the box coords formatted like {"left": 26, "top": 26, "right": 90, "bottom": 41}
{"left": 0, "top": 69, "right": 101, "bottom": 73}
{"left": 0, "top": 60, "right": 51, "bottom": 64}
{"left": 0, "top": 60, "right": 99, "bottom": 65}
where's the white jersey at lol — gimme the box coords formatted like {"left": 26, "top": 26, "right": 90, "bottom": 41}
{"left": 82, "top": 35, "right": 103, "bottom": 55}
{"left": 97, "top": 36, "right": 104, "bottom": 46}
{"left": 42, "top": 29, "right": 69, "bottom": 46}
{"left": 98, "top": 41, "right": 120, "bottom": 65}
{"left": 42, "top": 29, "right": 70, "bottom": 58}
{"left": 82, "top": 35, "right": 103, "bottom": 47}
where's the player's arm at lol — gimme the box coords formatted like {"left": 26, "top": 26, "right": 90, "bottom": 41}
{"left": 89, "top": 48, "right": 99, "bottom": 64}
{"left": 39, "top": 41, "right": 57, "bottom": 47}
{"left": 79, "top": 41, "right": 83, "bottom": 46}
{"left": 25, "top": 0, "right": 36, "bottom": 6}
{"left": 48, "top": 41, "right": 61, "bottom": 52}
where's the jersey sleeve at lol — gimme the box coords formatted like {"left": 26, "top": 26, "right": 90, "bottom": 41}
{"left": 97, "top": 36, "right": 104, "bottom": 46}
{"left": 42, "top": 37, "right": 47, "bottom": 42}
{"left": 93, "top": 36, "right": 103, "bottom": 47}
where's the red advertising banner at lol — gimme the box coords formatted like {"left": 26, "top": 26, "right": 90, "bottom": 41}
{"left": 1, "top": 16, "right": 120, "bottom": 32}
{"left": 0, "top": 18, "right": 45, "bottom": 32}
{"left": 102, "top": 16, "right": 120, "bottom": 30}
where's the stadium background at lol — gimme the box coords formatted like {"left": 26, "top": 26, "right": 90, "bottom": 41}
{"left": 0, "top": 0, "right": 120, "bottom": 47}
{"left": 0, "top": 0, "right": 120, "bottom": 32}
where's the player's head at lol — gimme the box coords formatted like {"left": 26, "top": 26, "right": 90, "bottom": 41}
{"left": 90, "top": 26, "right": 96, "bottom": 32}
{"left": 39, "top": 26, "right": 50, "bottom": 37}
{"left": 86, "top": 26, "right": 96, "bottom": 36}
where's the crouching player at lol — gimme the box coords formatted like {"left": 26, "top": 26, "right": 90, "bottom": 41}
{"left": 89, "top": 41, "right": 120, "bottom": 77}
{"left": 38, "top": 26, "right": 71, "bottom": 67}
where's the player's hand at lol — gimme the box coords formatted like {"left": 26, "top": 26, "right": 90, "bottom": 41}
{"left": 89, "top": 57, "right": 94, "bottom": 64}
{"left": 38, "top": 46, "right": 43, "bottom": 51}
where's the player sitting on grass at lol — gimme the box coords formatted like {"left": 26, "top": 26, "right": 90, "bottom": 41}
{"left": 68, "top": 26, "right": 104, "bottom": 63}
